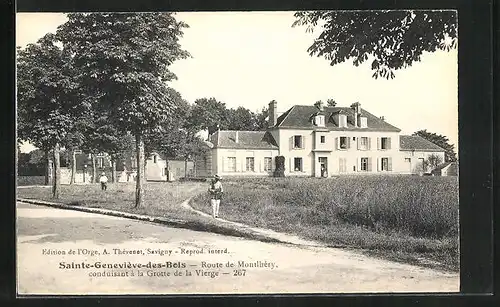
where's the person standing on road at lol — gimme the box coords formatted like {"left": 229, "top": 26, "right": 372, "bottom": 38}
{"left": 208, "top": 175, "right": 223, "bottom": 218}
{"left": 99, "top": 172, "right": 108, "bottom": 191}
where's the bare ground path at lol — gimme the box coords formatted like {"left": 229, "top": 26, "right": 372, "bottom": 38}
{"left": 17, "top": 201, "right": 459, "bottom": 295}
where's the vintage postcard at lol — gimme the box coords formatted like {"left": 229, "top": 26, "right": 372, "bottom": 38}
{"left": 16, "top": 10, "right": 459, "bottom": 295}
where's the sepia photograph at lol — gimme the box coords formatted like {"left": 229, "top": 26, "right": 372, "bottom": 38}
{"left": 15, "top": 10, "right": 459, "bottom": 295}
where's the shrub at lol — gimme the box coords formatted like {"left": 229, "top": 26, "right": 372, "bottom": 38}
{"left": 273, "top": 156, "right": 285, "bottom": 177}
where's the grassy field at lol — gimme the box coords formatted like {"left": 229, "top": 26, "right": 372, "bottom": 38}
{"left": 17, "top": 181, "right": 209, "bottom": 221}
{"left": 17, "top": 176, "right": 46, "bottom": 186}
{"left": 189, "top": 176, "right": 459, "bottom": 271}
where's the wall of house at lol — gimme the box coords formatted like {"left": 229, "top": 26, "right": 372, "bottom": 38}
{"left": 214, "top": 148, "right": 279, "bottom": 176}
{"left": 51, "top": 167, "right": 125, "bottom": 184}
{"left": 442, "top": 163, "right": 458, "bottom": 176}
{"left": 168, "top": 160, "right": 195, "bottom": 179}
{"left": 397, "top": 151, "right": 446, "bottom": 174}
{"left": 278, "top": 129, "right": 402, "bottom": 176}
{"left": 145, "top": 154, "right": 195, "bottom": 181}
{"left": 145, "top": 154, "right": 167, "bottom": 181}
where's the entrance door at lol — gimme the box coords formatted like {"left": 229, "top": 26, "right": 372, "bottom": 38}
{"left": 318, "top": 157, "right": 328, "bottom": 177}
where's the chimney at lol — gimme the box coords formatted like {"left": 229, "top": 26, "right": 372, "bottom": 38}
{"left": 350, "top": 102, "right": 361, "bottom": 127}
{"left": 235, "top": 131, "right": 239, "bottom": 143}
{"left": 268, "top": 100, "right": 278, "bottom": 127}
{"left": 380, "top": 116, "right": 385, "bottom": 121}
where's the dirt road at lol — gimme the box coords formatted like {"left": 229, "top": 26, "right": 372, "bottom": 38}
{"left": 17, "top": 202, "right": 459, "bottom": 295}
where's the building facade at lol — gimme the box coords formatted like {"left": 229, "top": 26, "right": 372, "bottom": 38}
{"left": 204, "top": 101, "right": 447, "bottom": 177}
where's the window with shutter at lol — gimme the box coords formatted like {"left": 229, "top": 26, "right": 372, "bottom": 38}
{"left": 294, "top": 157, "right": 303, "bottom": 172}
{"left": 360, "top": 157, "right": 368, "bottom": 171}
{"left": 381, "top": 137, "right": 389, "bottom": 150}
{"left": 381, "top": 157, "right": 389, "bottom": 171}
{"left": 387, "top": 137, "right": 392, "bottom": 149}
{"left": 388, "top": 157, "right": 393, "bottom": 171}
{"left": 377, "top": 137, "right": 381, "bottom": 150}
{"left": 367, "top": 157, "right": 372, "bottom": 171}
{"left": 245, "top": 157, "right": 255, "bottom": 172}
{"left": 264, "top": 157, "right": 273, "bottom": 172}
{"left": 226, "top": 157, "right": 236, "bottom": 172}
{"left": 293, "top": 135, "right": 303, "bottom": 149}
{"left": 377, "top": 158, "right": 380, "bottom": 171}
{"left": 339, "top": 137, "right": 348, "bottom": 149}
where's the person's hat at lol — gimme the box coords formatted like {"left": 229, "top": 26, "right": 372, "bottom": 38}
{"left": 214, "top": 175, "right": 221, "bottom": 180}
{"left": 102, "top": 172, "right": 106, "bottom": 175}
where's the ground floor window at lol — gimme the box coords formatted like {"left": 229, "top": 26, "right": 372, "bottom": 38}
{"left": 360, "top": 157, "right": 369, "bottom": 171}
{"left": 405, "top": 158, "right": 411, "bottom": 163}
{"left": 339, "top": 158, "right": 347, "bottom": 173}
{"left": 264, "top": 157, "right": 273, "bottom": 172}
{"left": 294, "top": 157, "right": 303, "bottom": 172}
{"left": 381, "top": 157, "right": 389, "bottom": 171}
{"left": 226, "top": 157, "right": 236, "bottom": 172}
{"left": 245, "top": 157, "right": 255, "bottom": 172}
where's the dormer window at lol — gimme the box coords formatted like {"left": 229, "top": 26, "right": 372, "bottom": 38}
{"left": 314, "top": 115, "right": 325, "bottom": 127}
{"left": 360, "top": 116, "right": 368, "bottom": 128}
{"left": 339, "top": 114, "right": 347, "bottom": 127}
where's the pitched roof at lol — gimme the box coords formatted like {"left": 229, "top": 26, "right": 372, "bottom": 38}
{"left": 274, "top": 105, "right": 401, "bottom": 132}
{"left": 399, "top": 135, "right": 445, "bottom": 152}
{"left": 211, "top": 130, "right": 278, "bottom": 149}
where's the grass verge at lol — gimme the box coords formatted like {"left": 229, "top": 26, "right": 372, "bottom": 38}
{"left": 189, "top": 176, "right": 459, "bottom": 272}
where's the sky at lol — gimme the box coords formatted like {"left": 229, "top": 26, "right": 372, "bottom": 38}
{"left": 16, "top": 12, "right": 458, "bottom": 153}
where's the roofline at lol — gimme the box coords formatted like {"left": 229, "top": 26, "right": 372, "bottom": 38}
{"left": 399, "top": 149, "right": 445, "bottom": 152}
{"left": 214, "top": 146, "right": 279, "bottom": 150}
{"left": 276, "top": 126, "right": 401, "bottom": 132}
{"left": 275, "top": 106, "right": 295, "bottom": 127}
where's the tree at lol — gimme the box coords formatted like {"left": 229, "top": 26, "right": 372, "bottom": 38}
{"left": 292, "top": 10, "right": 457, "bottom": 79}
{"left": 188, "top": 98, "right": 229, "bottom": 135}
{"left": 145, "top": 90, "right": 209, "bottom": 180}
{"left": 226, "top": 107, "right": 259, "bottom": 131}
{"left": 254, "top": 106, "right": 269, "bottom": 130}
{"left": 413, "top": 130, "right": 457, "bottom": 162}
{"left": 17, "top": 33, "right": 83, "bottom": 198}
{"left": 57, "top": 13, "right": 190, "bottom": 207}
{"left": 426, "top": 153, "right": 443, "bottom": 170}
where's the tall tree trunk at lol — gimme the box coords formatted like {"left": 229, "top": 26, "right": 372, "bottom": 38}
{"left": 70, "top": 149, "right": 76, "bottom": 184}
{"left": 166, "top": 159, "right": 170, "bottom": 182}
{"left": 52, "top": 143, "right": 60, "bottom": 199}
{"left": 135, "top": 133, "right": 145, "bottom": 208}
{"left": 92, "top": 153, "right": 97, "bottom": 183}
{"left": 44, "top": 150, "right": 50, "bottom": 185}
{"left": 111, "top": 159, "right": 116, "bottom": 183}
{"left": 184, "top": 157, "right": 188, "bottom": 179}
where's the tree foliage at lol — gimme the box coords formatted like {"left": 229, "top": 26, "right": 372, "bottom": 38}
{"left": 17, "top": 33, "right": 84, "bottom": 197}
{"left": 426, "top": 153, "right": 443, "bottom": 169}
{"left": 188, "top": 97, "right": 268, "bottom": 135}
{"left": 57, "top": 13, "right": 190, "bottom": 207}
{"left": 413, "top": 130, "right": 457, "bottom": 162}
{"left": 293, "top": 10, "right": 457, "bottom": 79}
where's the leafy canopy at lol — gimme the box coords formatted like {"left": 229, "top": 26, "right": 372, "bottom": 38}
{"left": 56, "top": 13, "right": 191, "bottom": 134}
{"left": 293, "top": 10, "right": 457, "bottom": 79}
{"left": 17, "top": 33, "right": 84, "bottom": 149}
